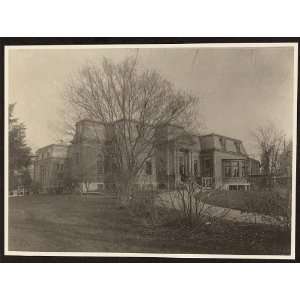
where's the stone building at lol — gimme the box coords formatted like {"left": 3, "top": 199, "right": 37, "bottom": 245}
{"left": 33, "top": 144, "right": 68, "bottom": 193}
{"left": 33, "top": 119, "right": 260, "bottom": 193}
{"left": 155, "top": 126, "right": 260, "bottom": 191}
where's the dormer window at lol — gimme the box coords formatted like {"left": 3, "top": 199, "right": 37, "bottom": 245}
{"left": 235, "top": 142, "right": 241, "bottom": 153}
{"left": 219, "top": 137, "right": 225, "bottom": 150}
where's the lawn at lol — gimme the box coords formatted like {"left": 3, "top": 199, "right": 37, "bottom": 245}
{"left": 8, "top": 194, "right": 291, "bottom": 255}
{"left": 203, "top": 189, "right": 291, "bottom": 217}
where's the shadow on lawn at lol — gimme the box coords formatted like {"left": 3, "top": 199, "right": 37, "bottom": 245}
{"left": 8, "top": 194, "right": 291, "bottom": 255}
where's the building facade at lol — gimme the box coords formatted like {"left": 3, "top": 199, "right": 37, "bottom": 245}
{"left": 33, "top": 144, "right": 68, "bottom": 193}
{"left": 33, "top": 119, "right": 260, "bottom": 193}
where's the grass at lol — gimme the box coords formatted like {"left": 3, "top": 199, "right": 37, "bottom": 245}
{"left": 203, "top": 189, "right": 290, "bottom": 217}
{"left": 8, "top": 194, "right": 291, "bottom": 255}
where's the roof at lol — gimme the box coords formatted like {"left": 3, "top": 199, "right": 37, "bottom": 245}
{"left": 36, "top": 143, "right": 68, "bottom": 153}
{"left": 199, "top": 133, "right": 242, "bottom": 142}
{"left": 248, "top": 157, "right": 260, "bottom": 163}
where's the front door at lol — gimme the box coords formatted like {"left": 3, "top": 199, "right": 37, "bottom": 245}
{"left": 179, "top": 150, "right": 189, "bottom": 181}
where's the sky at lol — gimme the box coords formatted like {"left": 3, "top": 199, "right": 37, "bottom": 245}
{"left": 7, "top": 45, "right": 296, "bottom": 158}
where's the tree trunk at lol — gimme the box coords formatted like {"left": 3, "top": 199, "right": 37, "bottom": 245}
{"left": 118, "top": 176, "right": 135, "bottom": 205}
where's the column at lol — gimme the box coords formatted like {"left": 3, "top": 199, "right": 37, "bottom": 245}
{"left": 174, "top": 147, "right": 178, "bottom": 186}
{"left": 188, "top": 150, "right": 192, "bottom": 175}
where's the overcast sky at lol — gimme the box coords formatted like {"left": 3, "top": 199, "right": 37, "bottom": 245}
{"left": 7, "top": 45, "right": 295, "bottom": 157}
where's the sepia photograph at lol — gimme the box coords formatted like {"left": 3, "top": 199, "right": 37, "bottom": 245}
{"left": 4, "top": 42, "right": 297, "bottom": 259}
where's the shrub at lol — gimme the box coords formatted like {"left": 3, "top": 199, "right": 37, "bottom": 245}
{"left": 162, "top": 179, "right": 229, "bottom": 228}
{"left": 129, "top": 188, "right": 161, "bottom": 226}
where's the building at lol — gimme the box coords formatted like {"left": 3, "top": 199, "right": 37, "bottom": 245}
{"left": 155, "top": 127, "right": 260, "bottom": 191}
{"left": 33, "top": 119, "right": 260, "bottom": 193}
{"left": 33, "top": 144, "right": 68, "bottom": 193}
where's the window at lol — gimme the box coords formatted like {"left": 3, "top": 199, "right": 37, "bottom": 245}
{"left": 56, "top": 163, "right": 64, "bottom": 171}
{"left": 179, "top": 156, "right": 185, "bottom": 176}
{"left": 229, "top": 185, "right": 238, "bottom": 191}
{"left": 235, "top": 142, "right": 241, "bottom": 153}
{"left": 224, "top": 161, "right": 231, "bottom": 177}
{"left": 40, "top": 166, "right": 44, "bottom": 183}
{"left": 223, "top": 160, "right": 246, "bottom": 178}
{"left": 229, "top": 185, "right": 247, "bottom": 191}
{"left": 232, "top": 161, "right": 239, "bottom": 177}
{"left": 97, "top": 154, "right": 104, "bottom": 177}
{"left": 203, "top": 158, "right": 213, "bottom": 177}
{"left": 193, "top": 160, "right": 198, "bottom": 176}
{"left": 205, "top": 159, "right": 212, "bottom": 169}
{"left": 145, "top": 160, "right": 152, "bottom": 175}
{"left": 219, "top": 137, "right": 225, "bottom": 149}
{"left": 241, "top": 161, "right": 246, "bottom": 177}
{"left": 97, "top": 183, "right": 104, "bottom": 191}
{"left": 238, "top": 185, "right": 246, "bottom": 191}
{"left": 135, "top": 124, "right": 141, "bottom": 136}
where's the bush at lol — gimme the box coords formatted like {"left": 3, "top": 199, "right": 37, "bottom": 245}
{"left": 31, "top": 181, "right": 41, "bottom": 194}
{"left": 129, "top": 189, "right": 161, "bottom": 226}
{"left": 203, "top": 189, "right": 291, "bottom": 227}
{"left": 162, "top": 179, "right": 228, "bottom": 229}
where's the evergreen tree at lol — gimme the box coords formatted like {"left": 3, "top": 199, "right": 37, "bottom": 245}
{"left": 9, "top": 103, "right": 32, "bottom": 190}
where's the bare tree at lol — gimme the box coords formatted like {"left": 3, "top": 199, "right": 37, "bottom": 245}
{"left": 64, "top": 57, "right": 200, "bottom": 203}
{"left": 64, "top": 149, "right": 101, "bottom": 196}
{"left": 252, "top": 122, "right": 285, "bottom": 177}
{"left": 279, "top": 139, "right": 293, "bottom": 177}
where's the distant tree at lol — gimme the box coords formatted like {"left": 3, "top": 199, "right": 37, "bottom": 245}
{"left": 20, "top": 169, "right": 33, "bottom": 192}
{"left": 279, "top": 139, "right": 293, "bottom": 177}
{"left": 9, "top": 103, "right": 32, "bottom": 190}
{"left": 252, "top": 122, "right": 285, "bottom": 177}
{"left": 63, "top": 149, "right": 100, "bottom": 195}
{"left": 64, "top": 57, "right": 201, "bottom": 203}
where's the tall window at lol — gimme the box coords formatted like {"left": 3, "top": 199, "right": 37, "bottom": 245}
{"left": 97, "top": 154, "right": 104, "bottom": 177}
{"left": 205, "top": 159, "right": 211, "bottom": 169}
{"left": 203, "top": 158, "right": 213, "bottom": 177}
{"left": 235, "top": 142, "right": 241, "bottom": 153}
{"left": 232, "top": 161, "right": 239, "bottom": 177}
{"left": 219, "top": 137, "right": 225, "bottom": 150}
{"left": 223, "top": 160, "right": 246, "bottom": 178}
{"left": 179, "top": 156, "right": 185, "bottom": 176}
{"left": 241, "top": 161, "right": 246, "bottom": 177}
{"left": 40, "top": 166, "right": 44, "bottom": 184}
{"left": 145, "top": 160, "right": 152, "bottom": 175}
{"left": 224, "top": 161, "right": 231, "bottom": 177}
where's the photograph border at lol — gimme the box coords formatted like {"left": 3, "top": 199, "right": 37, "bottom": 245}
{"left": 1, "top": 37, "right": 299, "bottom": 262}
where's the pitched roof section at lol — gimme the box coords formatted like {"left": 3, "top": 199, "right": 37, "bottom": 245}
{"left": 199, "top": 134, "right": 248, "bottom": 155}
{"left": 36, "top": 143, "right": 68, "bottom": 153}
{"left": 65, "top": 119, "right": 250, "bottom": 156}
